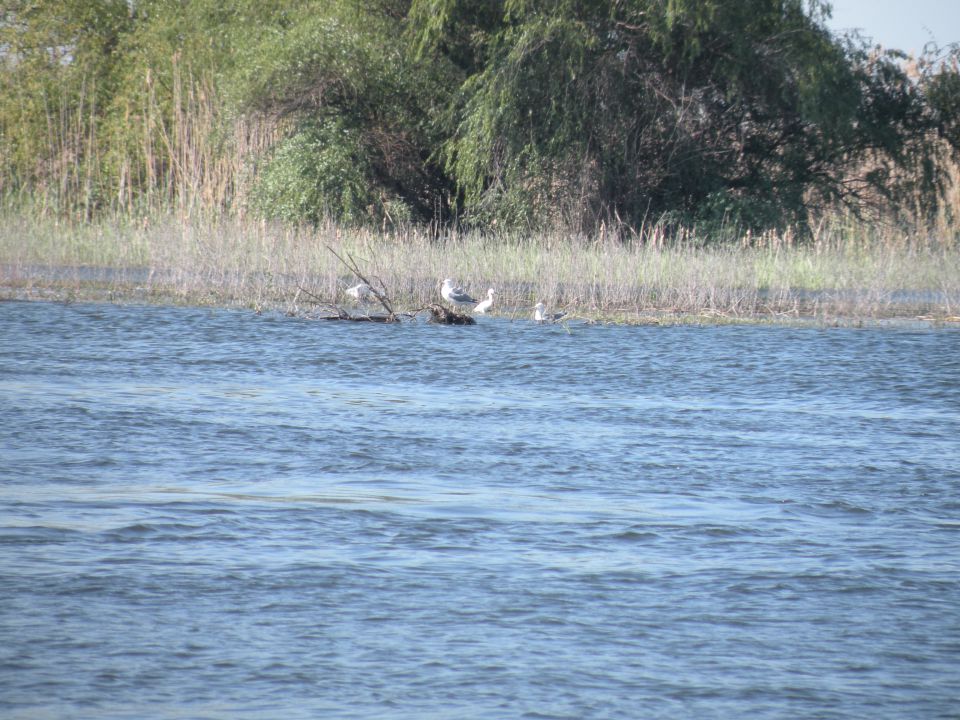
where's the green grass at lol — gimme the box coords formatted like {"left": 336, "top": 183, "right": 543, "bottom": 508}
{"left": 1, "top": 211, "right": 958, "bottom": 324}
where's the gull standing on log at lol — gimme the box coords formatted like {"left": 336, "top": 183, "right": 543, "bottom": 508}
{"left": 534, "top": 302, "right": 567, "bottom": 324}
{"left": 346, "top": 282, "right": 372, "bottom": 301}
{"left": 474, "top": 288, "right": 496, "bottom": 314}
{"left": 441, "top": 278, "right": 477, "bottom": 309}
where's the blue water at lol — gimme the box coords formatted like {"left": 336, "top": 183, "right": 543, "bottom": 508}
{"left": 1, "top": 300, "right": 959, "bottom": 719}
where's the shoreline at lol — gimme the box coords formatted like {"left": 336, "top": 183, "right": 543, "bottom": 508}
{"left": 2, "top": 213, "right": 958, "bottom": 328}
{"left": 3, "top": 269, "right": 958, "bottom": 329}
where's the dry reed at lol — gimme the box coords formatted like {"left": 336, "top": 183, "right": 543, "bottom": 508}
{"left": 1, "top": 210, "right": 957, "bottom": 324}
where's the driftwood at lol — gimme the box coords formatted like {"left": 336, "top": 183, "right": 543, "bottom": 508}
{"left": 423, "top": 303, "right": 476, "bottom": 325}
{"left": 317, "top": 314, "right": 397, "bottom": 323}
{"left": 326, "top": 245, "right": 397, "bottom": 320}
{"left": 294, "top": 284, "right": 400, "bottom": 322}
{"left": 289, "top": 246, "right": 404, "bottom": 322}
{"left": 295, "top": 249, "right": 477, "bottom": 325}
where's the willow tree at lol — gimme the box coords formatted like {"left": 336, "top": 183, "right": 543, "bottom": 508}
{"left": 408, "top": 0, "right": 960, "bottom": 232}
{"left": 234, "top": 0, "right": 458, "bottom": 226}
{"left": 3, "top": 0, "right": 956, "bottom": 231}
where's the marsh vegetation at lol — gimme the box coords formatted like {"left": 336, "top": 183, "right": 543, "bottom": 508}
{"left": 2, "top": 211, "right": 957, "bottom": 323}
{"left": 1, "top": 1, "right": 958, "bottom": 323}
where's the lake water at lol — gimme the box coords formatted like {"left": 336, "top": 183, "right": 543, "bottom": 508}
{"left": 1, "top": 300, "right": 959, "bottom": 719}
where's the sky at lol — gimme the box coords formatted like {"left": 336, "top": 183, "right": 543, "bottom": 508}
{"left": 824, "top": 0, "right": 960, "bottom": 54}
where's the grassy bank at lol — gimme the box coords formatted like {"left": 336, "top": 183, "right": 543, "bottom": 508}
{"left": 1, "top": 211, "right": 958, "bottom": 325}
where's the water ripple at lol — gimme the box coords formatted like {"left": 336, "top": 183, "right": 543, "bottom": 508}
{"left": 1, "top": 301, "right": 958, "bottom": 719}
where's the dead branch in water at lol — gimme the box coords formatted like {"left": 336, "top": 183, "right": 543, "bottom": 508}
{"left": 316, "top": 313, "right": 398, "bottom": 323}
{"left": 298, "top": 249, "right": 476, "bottom": 325}
{"left": 326, "top": 245, "right": 396, "bottom": 318}
{"left": 283, "top": 245, "right": 404, "bottom": 322}
{"left": 294, "top": 283, "right": 400, "bottom": 322}
{"left": 295, "top": 284, "right": 334, "bottom": 308}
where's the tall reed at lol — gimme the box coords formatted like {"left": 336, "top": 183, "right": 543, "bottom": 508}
{"left": 2, "top": 210, "right": 957, "bottom": 321}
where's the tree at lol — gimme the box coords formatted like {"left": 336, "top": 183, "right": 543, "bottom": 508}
{"left": 235, "top": 0, "right": 457, "bottom": 225}
{"left": 2, "top": 0, "right": 957, "bottom": 233}
{"left": 409, "top": 0, "right": 960, "bottom": 233}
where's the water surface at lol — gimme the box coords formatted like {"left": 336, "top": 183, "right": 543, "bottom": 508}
{"left": 1, "top": 300, "right": 958, "bottom": 718}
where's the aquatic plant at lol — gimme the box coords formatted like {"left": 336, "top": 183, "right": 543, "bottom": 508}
{"left": 1, "top": 210, "right": 956, "bottom": 323}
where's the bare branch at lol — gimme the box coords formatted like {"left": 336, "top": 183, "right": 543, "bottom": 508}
{"left": 326, "top": 244, "right": 395, "bottom": 317}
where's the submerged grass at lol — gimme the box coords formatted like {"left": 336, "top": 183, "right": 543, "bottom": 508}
{"left": 1, "top": 211, "right": 958, "bottom": 325}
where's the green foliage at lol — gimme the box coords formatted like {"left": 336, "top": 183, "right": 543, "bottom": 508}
{"left": 234, "top": 2, "right": 455, "bottom": 225}
{"left": 1, "top": 0, "right": 958, "bottom": 234}
{"left": 926, "top": 51, "right": 960, "bottom": 152}
{"left": 251, "top": 118, "right": 378, "bottom": 225}
{"left": 416, "top": 0, "right": 960, "bottom": 232}
{"left": 0, "top": 0, "right": 132, "bottom": 211}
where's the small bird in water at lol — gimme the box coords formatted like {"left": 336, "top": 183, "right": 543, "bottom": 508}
{"left": 534, "top": 302, "right": 567, "bottom": 324}
{"left": 441, "top": 278, "right": 477, "bottom": 309}
{"left": 346, "top": 283, "right": 372, "bottom": 301}
{"left": 474, "top": 288, "right": 496, "bottom": 314}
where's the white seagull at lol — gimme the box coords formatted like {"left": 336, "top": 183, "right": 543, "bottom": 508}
{"left": 346, "top": 282, "right": 372, "bottom": 301}
{"left": 534, "top": 302, "right": 567, "bottom": 324}
{"left": 474, "top": 288, "right": 496, "bottom": 314}
{"left": 441, "top": 278, "right": 477, "bottom": 309}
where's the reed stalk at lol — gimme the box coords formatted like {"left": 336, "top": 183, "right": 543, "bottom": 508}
{"left": 1, "top": 210, "right": 957, "bottom": 323}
